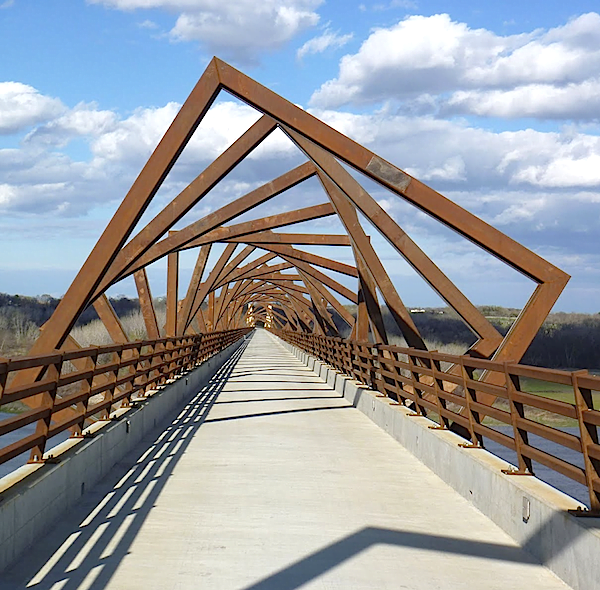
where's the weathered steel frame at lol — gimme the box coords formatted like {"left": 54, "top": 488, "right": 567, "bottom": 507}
{"left": 13, "top": 57, "right": 570, "bottom": 440}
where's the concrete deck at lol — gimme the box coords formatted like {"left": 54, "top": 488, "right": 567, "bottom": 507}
{"left": 1, "top": 329, "right": 570, "bottom": 589}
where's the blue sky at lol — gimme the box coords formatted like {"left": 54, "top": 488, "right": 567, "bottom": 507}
{"left": 1, "top": 0, "right": 600, "bottom": 312}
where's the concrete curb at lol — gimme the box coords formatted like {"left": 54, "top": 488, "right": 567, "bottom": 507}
{"left": 0, "top": 336, "right": 247, "bottom": 572}
{"left": 278, "top": 337, "right": 600, "bottom": 590}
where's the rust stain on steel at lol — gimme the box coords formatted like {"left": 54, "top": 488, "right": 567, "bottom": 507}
{"left": 366, "top": 155, "right": 412, "bottom": 193}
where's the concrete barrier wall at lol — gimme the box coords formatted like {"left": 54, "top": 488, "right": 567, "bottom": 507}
{"left": 0, "top": 336, "right": 247, "bottom": 572}
{"left": 279, "top": 338, "right": 600, "bottom": 590}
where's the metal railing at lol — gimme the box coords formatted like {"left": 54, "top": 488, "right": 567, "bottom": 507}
{"left": 0, "top": 328, "right": 250, "bottom": 468}
{"left": 273, "top": 329, "right": 600, "bottom": 512}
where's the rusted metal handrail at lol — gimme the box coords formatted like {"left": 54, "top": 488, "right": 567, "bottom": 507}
{"left": 273, "top": 328, "right": 600, "bottom": 512}
{"left": 0, "top": 328, "right": 250, "bottom": 468}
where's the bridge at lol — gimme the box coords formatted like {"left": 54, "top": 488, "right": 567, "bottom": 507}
{"left": 1, "top": 58, "right": 599, "bottom": 589}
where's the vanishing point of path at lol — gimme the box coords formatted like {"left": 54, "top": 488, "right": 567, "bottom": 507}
{"left": 1, "top": 329, "right": 569, "bottom": 589}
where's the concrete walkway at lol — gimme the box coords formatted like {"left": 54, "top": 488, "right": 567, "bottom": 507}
{"left": 2, "top": 330, "right": 569, "bottom": 590}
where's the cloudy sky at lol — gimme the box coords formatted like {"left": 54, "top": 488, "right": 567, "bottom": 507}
{"left": 1, "top": 0, "right": 600, "bottom": 312}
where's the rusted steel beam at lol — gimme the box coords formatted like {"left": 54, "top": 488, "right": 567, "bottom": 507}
{"left": 261, "top": 288, "right": 316, "bottom": 329}
{"left": 295, "top": 272, "right": 354, "bottom": 328}
{"left": 232, "top": 262, "right": 295, "bottom": 282}
{"left": 274, "top": 253, "right": 358, "bottom": 305}
{"left": 227, "top": 233, "right": 351, "bottom": 246}
{"left": 256, "top": 279, "right": 308, "bottom": 293}
{"left": 214, "top": 58, "right": 566, "bottom": 284}
{"left": 352, "top": 282, "right": 369, "bottom": 341}
{"left": 189, "top": 202, "right": 335, "bottom": 248}
{"left": 94, "top": 116, "right": 278, "bottom": 298}
{"left": 93, "top": 294, "right": 129, "bottom": 344}
{"left": 178, "top": 244, "right": 212, "bottom": 335}
{"left": 288, "top": 131, "right": 502, "bottom": 355}
{"left": 212, "top": 245, "right": 256, "bottom": 289}
{"left": 166, "top": 237, "right": 179, "bottom": 338}
{"left": 318, "top": 168, "right": 424, "bottom": 348}
{"left": 23, "top": 61, "right": 221, "bottom": 361}
{"left": 222, "top": 252, "right": 277, "bottom": 284}
{"left": 214, "top": 279, "right": 250, "bottom": 326}
{"left": 187, "top": 244, "right": 237, "bottom": 331}
{"left": 111, "top": 162, "right": 316, "bottom": 284}
{"left": 208, "top": 291, "right": 215, "bottom": 331}
{"left": 235, "top": 271, "right": 301, "bottom": 284}
{"left": 134, "top": 268, "right": 160, "bottom": 340}
{"left": 232, "top": 282, "right": 314, "bottom": 321}
{"left": 251, "top": 243, "right": 357, "bottom": 278}
{"left": 298, "top": 270, "right": 339, "bottom": 336}
{"left": 355, "top": 255, "right": 388, "bottom": 344}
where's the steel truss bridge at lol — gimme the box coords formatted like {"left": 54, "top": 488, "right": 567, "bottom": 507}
{"left": 0, "top": 58, "right": 599, "bottom": 589}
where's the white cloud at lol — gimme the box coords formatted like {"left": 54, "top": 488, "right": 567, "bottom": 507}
{"left": 2, "top": 77, "right": 600, "bottom": 276}
{"left": 296, "top": 28, "right": 353, "bottom": 60}
{"left": 442, "top": 80, "right": 600, "bottom": 120}
{"left": 25, "top": 102, "right": 118, "bottom": 147}
{"left": 137, "top": 19, "right": 158, "bottom": 29}
{"left": 310, "top": 12, "right": 600, "bottom": 121}
{"left": 88, "top": 0, "right": 322, "bottom": 62}
{"left": 405, "top": 156, "right": 466, "bottom": 182}
{"left": 0, "top": 83, "right": 65, "bottom": 134}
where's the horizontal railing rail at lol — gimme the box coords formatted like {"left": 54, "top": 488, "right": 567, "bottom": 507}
{"left": 0, "top": 328, "right": 250, "bottom": 469}
{"left": 272, "top": 328, "right": 600, "bottom": 512}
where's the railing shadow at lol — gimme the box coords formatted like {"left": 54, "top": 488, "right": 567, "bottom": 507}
{"left": 4, "top": 330, "right": 596, "bottom": 590}
{"left": 1, "top": 337, "right": 253, "bottom": 590}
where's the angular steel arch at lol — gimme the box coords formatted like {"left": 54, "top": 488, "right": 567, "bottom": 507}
{"left": 16, "top": 57, "right": 568, "bottom": 404}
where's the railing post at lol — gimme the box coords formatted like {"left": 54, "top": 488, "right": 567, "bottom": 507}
{"left": 503, "top": 362, "right": 533, "bottom": 475}
{"left": 458, "top": 357, "right": 483, "bottom": 448}
{"left": 572, "top": 371, "right": 600, "bottom": 512}
{"left": 408, "top": 350, "right": 425, "bottom": 416}
{"left": 430, "top": 352, "right": 449, "bottom": 430}
{"left": 71, "top": 347, "right": 99, "bottom": 437}
{"left": 29, "top": 351, "right": 63, "bottom": 463}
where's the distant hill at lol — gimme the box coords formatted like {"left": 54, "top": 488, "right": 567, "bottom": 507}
{"left": 0, "top": 293, "right": 140, "bottom": 327}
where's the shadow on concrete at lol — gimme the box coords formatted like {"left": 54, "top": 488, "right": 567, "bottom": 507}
{"left": 1, "top": 337, "right": 253, "bottom": 590}
{"left": 203, "top": 404, "right": 351, "bottom": 424}
{"left": 242, "top": 525, "right": 540, "bottom": 590}
{"left": 240, "top": 507, "right": 600, "bottom": 590}
{"left": 3, "top": 331, "right": 596, "bottom": 589}
{"left": 214, "top": 395, "right": 343, "bottom": 405}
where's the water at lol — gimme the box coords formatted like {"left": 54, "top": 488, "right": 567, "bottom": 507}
{"left": 0, "top": 412, "right": 70, "bottom": 480}
{"left": 0, "top": 414, "right": 591, "bottom": 506}
{"left": 483, "top": 426, "right": 590, "bottom": 506}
